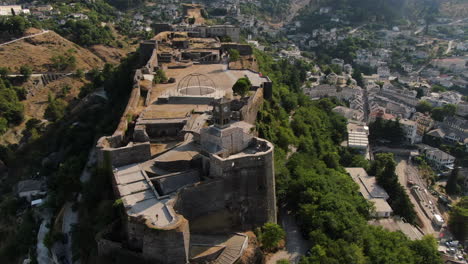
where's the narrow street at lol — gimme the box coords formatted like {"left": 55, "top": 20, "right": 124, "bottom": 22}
{"left": 267, "top": 208, "right": 310, "bottom": 264}
{"left": 61, "top": 148, "right": 96, "bottom": 264}
{"left": 363, "top": 88, "right": 370, "bottom": 124}
{"left": 395, "top": 158, "right": 438, "bottom": 236}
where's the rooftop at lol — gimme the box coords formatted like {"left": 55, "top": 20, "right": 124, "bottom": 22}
{"left": 114, "top": 164, "right": 175, "bottom": 228}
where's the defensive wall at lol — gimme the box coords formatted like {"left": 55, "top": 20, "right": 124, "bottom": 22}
{"left": 95, "top": 34, "right": 276, "bottom": 263}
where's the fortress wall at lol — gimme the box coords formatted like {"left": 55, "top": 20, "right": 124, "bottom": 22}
{"left": 174, "top": 179, "right": 225, "bottom": 220}
{"left": 142, "top": 218, "right": 190, "bottom": 264}
{"left": 175, "top": 139, "right": 276, "bottom": 227}
{"left": 103, "top": 142, "right": 151, "bottom": 168}
{"left": 241, "top": 88, "right": 263, "bottom": 124}
{"left": 221, "top": 43, "right": 253, "bottom": 56}
{"left": 96, "top": 67, "right": 145, "bottom": 167}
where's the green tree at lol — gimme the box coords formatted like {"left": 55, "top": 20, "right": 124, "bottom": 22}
{"left": 431, "top": 104, "right": 456, "bottom": 122}
{"left": 352, "top": 68, "right": 364, "bottom": 87}
{"left": 416, "top": 100, "right": 433, "bottom": 113}
{"left": 153, "top": 69, "right": 167, "bottom": 84}
{"left": 232, "top": 77, "right": 251, "bottom": 97}
{"left": 257, "top": 223, "right": 285, "bottom": 252}
{"left": 445, "top": 167, "right": 460, "bottom": 195}
{"left": 188, "top": 16, "right": 196, "bottom": 25}
{"left": 0, "top": 83, "right": 24, "bottom": 125}
{"left": 44, "top": 95, "right": 67, "bottom": 121}
{"left": 0, "top": 67, "right": 9, "bottom": 78}
{"left": 374, "top": 153, "right": 417, "bottom": 224}
{"left": 228, "top": 49, "right": 240, "bottom": 62}
{"left": 0, "top": 117, "right": 7, "bottom": 135}
{"left": 448, "top": 197, "right": 468, "bottom": 242}
{"left": 431, "top": 84, "right": 447, "bottom": 93}
{"left": 410, "top": 235, "right": 443, "bottom": 264}
{"left": 19, "top": 65, "right": 32, "bottom": 81}
{"left": 51, "top": 53, "right": 77, "bottom": 71}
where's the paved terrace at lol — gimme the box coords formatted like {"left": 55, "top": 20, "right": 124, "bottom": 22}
{"left": 114, "top": 164, "right": 175, "bottom": 228}
{"left": 156, "top": 64, "right": 269, "bottom": 99}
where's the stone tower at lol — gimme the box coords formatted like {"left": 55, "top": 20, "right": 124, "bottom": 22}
{"left": 213, "top": 98, "right": 231, "bottom": 128}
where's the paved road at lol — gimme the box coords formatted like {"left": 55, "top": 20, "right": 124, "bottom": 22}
{"left": 267, "top": 208, "right": 309, "bottom": 264}
{"left": 37, "top": 211, "right": 53, "bottom": 264}
{"left": 445, "top": 40, "right": 453, "bottom": 55}
{"left": 395, "top": 158, "right": 438, "bottom": 235}
{"left": 349, "top": 24, "right": 366, "bottom": 34}
{"left": 0, "top": 30, "right": 49, "bottom": 47}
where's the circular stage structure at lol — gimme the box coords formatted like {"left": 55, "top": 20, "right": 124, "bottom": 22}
{"left": 177, "top": 73, "right": 218, "bottom": 97}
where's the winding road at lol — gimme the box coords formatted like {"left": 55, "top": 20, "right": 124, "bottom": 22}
{"left": 0, "top": 30, "right": 49, "bottom": 47}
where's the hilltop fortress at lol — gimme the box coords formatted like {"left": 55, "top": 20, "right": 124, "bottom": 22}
{"left": 95, "top": 27, "right": 276, "bottom": 263}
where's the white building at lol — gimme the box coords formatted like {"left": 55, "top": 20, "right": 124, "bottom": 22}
{"left": 345, "top": 168, "right": 393, "bottom": 218}
{"left": 419, "top": 145, "right": 455, "bottom": 170}
{"left": 0, "top": 5, "right": 24, "bottom": 16}
{"left": 400, "top": 119, "right": 418, "bottom": 144}
{"left": 16, "top": 180, "right": 46, "bottom": 201}
{"left": 347, "top": 123, "right": 369, "bottom": 151}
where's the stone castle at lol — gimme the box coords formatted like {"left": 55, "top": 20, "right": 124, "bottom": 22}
{"left": 95, "top": 27, "right": 276, "bottom": 263}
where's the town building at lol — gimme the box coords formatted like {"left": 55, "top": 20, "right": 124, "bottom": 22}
{"left": 418, "top": 145, "right": 455, "bottom": 171}
{"left": 347, "top": 123, "right": 369, "bottom": 152}
{"left": 400, "top": 119, "right": 418, "bottom": 144}
{"left": 15, "top": 180, "right": 46, "bottom": 201}
{"left": 345, "top": 168, "right": 393, "bottom": 218}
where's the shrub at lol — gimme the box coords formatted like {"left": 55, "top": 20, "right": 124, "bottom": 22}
{"left": 232, "top": 77, "right": 251, "bottom": 97}
{"left": 257, "top": 222, "right": 285, "bottom": 252}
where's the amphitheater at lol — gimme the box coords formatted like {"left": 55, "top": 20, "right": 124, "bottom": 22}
{"left": 95, "top": 29, "right": 276, "bottom": 264}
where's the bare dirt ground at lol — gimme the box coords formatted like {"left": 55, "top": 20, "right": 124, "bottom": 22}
{"left": 0, "top": 76, "right": 88, "bottom": 145}
{"left": 0, "top": 28, "right": 104, "bottom": 72}
{"left": 229, "top": 55, "right": 259, "bottom": 71}
{"left": 186, "top": 7, "right": 205, "bottom": 25}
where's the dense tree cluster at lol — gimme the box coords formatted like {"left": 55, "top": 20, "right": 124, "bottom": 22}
{"left": 370, "top": 153, "right": 417, "bottom": 224}
{"left": 0, "top": 16, "right": 30, "bottom": 36}
{"left": 0, "top": 78, "right": 25, "bottom": 134}
{"left": 260, "top": 0, "right": 291, "bottom": 18}
{"left": 448, "top": 197, "right": 468, "bottom": 242}
{"left": 298, "top": 0, "right": 439, "bottom": 25}
{"left": 369, "top": 117, "right": 405, "bottom": 145}
{"left": 255, "top": 50, "right": 441, "bottom": 263}
{"left": 415, "top": 101, "right": 457, "bottom": 122}
{"left": 58, "top": 20, "right": 114, "bottom": 46}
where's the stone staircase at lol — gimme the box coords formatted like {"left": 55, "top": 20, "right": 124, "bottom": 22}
{"left": 41, "top": 73, "right": 67, "bottom": 86}
{"left": 212, "top": 234, "right": 248, "bottom": 264}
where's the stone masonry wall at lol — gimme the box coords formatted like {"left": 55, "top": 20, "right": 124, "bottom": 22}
{"left": 106, "top": 142, "right": 151, "bottom": 167}
{"left": 174, "top": 139, "right": 276, "bottom": 228}
{"left": 142, "top": 218, "right": 190, "bottom": 264}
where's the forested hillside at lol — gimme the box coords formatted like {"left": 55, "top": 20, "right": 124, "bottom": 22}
{"left": 254, "top": 50, "right": 442, "bottom": 264}
{"left": 298, "top": 0, "right": 440, "bottom": 26}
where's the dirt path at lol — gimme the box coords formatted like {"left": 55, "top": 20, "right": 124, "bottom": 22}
{"left": 0, "top": 30, "right": 49, "bottom": 47}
